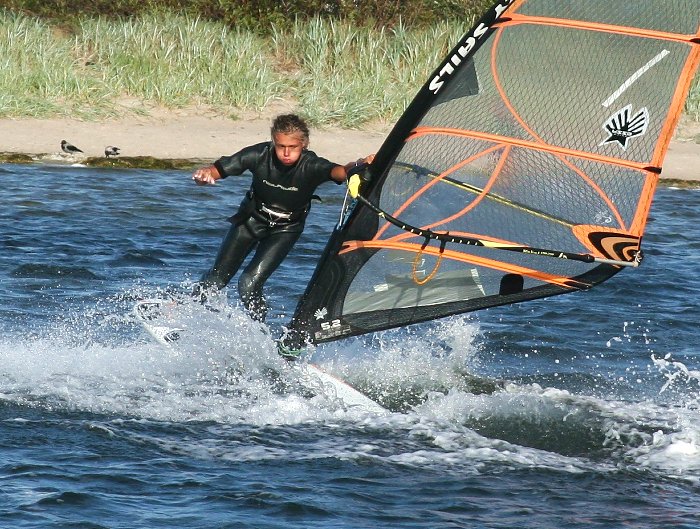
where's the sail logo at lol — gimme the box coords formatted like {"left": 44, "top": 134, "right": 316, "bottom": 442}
{"left": 428, "top": 0, "right": 514, "bottom": 94}
{"left": 320, "top": 319, "right": 342, "bottom": 332}
{"left": 313, "top": 313, "right": 352, "bottom": 340}
{"left": 601, "top": 104, "right": 649, "bottom": 150}
{"left": 315, "top": 305, "right": 343, "bottom": 333}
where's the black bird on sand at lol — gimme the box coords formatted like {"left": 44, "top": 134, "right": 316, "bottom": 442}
{"left": 61, "top": 140, "right": 84, "bottom": 154}
{"left": 105, "top": 146, "right": 121, "bottom": 158}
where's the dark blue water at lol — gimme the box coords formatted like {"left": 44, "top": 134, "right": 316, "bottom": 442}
{"left": 1, "top": 163, "right": 699, "bottom": 528}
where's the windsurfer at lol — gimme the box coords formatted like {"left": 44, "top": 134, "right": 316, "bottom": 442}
{"left": 191, "top": 113, "right": 374, "bottom": 340}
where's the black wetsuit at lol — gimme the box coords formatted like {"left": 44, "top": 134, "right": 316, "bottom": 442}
{"left": 198, "top": 141, "right": 340, "bottom": 321}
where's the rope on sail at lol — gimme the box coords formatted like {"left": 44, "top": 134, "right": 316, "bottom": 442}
{"left": 354, "top": 194, "right": 643, "bottom": 269}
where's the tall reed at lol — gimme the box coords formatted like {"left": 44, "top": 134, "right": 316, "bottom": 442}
{"left": 272, "top": 17, "right": 468, "bottom": 126}
{"left": 0, "top": 10, "right": 697, "bottom": 127}
{"left": 687, "top": 76, "right": 700, "bottom": 121}
{"left": 0, "top": 12, "right": 113, "bottom": 118}
{"left": 75, "top": 14, "right": 281, "bottom": 111}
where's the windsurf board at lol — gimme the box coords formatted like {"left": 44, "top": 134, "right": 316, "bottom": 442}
{"left": 133, "top": 298, "right": 386, "bottom": 414}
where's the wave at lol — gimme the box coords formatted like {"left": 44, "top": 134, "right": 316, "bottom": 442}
{"left": 110, "top": 249, "right": 171, "bottom": 267}
{"left": 1, "top": 294, "right": 699, "bottom": 486}
{"left": 11, "top": 263, "right": 101, "bottom": 280}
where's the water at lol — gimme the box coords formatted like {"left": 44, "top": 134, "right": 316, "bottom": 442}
{"left": 1, "top": 162, "right": 699, "bottom": 528}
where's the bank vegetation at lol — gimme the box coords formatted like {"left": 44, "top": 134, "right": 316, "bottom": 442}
{"left": 0, "top": 3, "right": 697, "bottom": 127}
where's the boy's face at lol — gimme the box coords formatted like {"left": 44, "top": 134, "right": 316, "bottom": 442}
{"left": 272, "top": 132, "right": 306, "bottom": 166}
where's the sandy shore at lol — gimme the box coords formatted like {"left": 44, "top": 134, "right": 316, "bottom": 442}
{"left": 0, "top": 112, "right": 388, "bottom": 167}
{"left": 1, "top": 112, "right": 698, "bottom": 181}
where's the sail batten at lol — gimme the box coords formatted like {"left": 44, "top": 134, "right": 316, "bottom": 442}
{"left": 503, "top": 15, "right": 700, "bottom": 43}
{"left": 409, "top": 126, "right": 662, "bottom": 172}
{"left": 286, "top": 0, "right": 700, "bottom": 346}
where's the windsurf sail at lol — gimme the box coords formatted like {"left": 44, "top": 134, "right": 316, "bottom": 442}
{"left": 285, "top": 0, "right": 700, "bottom": 347}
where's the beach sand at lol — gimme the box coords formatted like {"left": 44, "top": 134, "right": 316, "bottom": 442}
{"left": 1, "top": 109, "right": 698, "bottom": 181}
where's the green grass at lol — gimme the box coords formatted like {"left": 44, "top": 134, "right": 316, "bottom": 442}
{"left": 76, "top": 15, "right": 281, "bottom": 110}
{"left": 687, "top": 74, "right": 700, "bottom": 121}
{"left": 0, "top": 14, "right": 112, "bottom": 118}
{"left": 0, "top": 10, "right": 471, "bottom": 125}
{"left": 0, "top": 10, "right": 698, "bottom": 127}
{"left": 0, "top": 12, "right": 282, "bottom": 119}
{"left": 271, "top": 18, "right": 467, "bottom": 126}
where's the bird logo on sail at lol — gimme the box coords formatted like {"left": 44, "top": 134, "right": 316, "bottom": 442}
{"left": 601, "top": 104, "right": 649, "bottom": 150}
{"left": 314, "top": 307, "right": 328, "bottom": 320}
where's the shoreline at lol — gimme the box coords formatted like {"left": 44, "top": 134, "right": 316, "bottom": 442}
{"left": 0, "top": 112, "right": 388, "bottom": 167}
{"left": 1, "top": 113, "right": 699, "bottom": 186}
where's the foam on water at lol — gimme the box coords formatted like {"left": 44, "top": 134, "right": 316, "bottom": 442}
{"left": 1, "top": 292, "right": 699, "bottom": 485}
